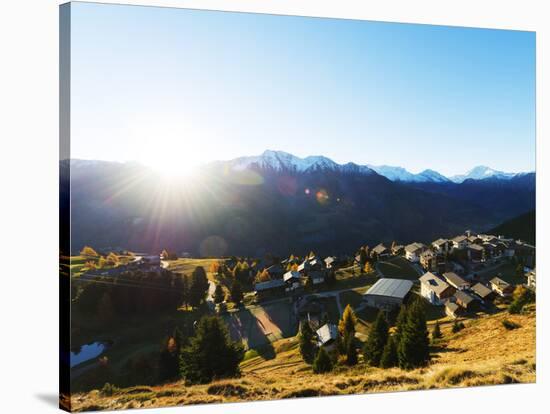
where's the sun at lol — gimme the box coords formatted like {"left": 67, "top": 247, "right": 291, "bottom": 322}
{"left": 130, "top": 120, "right": 212, "bottom": 178}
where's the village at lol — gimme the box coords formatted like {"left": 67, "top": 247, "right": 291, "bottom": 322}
{"left": 230, "top": 230, "right": 535, "bottom": 349}
{"left": 76, "top": 229, "right": 536, "bottom": 354}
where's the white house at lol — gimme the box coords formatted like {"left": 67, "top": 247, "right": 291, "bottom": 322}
{"left": 404, "top": 242, "right": 426, "bottom": 262}
{"left": 419, "top": 272, "right": 455, "bottom": 305}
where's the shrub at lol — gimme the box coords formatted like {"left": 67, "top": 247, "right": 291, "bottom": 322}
{"left": 502, "top": 319, "right": 520, "bottom": 330}
{"left": 312, "top": 347, "right": 333, "bottom": 374}
{"left": 100, "top": 383, "right": 118, "bottom": 396}
{"left": 451, "top": 320, "right": 465, "bottom": 333}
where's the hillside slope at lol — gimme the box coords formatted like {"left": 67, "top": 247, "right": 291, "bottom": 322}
{"left": 488, "top": 210, "right": 536, "bottom": 245}
{"left": 71, "top": 307, "right": 535, "bottom": 411}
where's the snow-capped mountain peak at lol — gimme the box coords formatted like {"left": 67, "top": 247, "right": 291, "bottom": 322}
{"left": 225, "top": 150, "right": 529, "bottom": 183}
{"left": 450, "top": 166, "right": 518, "bottom": 183}
{"left": 231, "top": 150, "right": 365, "bottom": 174}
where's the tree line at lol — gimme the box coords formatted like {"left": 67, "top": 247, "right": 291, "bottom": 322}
{"left": 299, "top": 298, "right": 432, "bottom": 373}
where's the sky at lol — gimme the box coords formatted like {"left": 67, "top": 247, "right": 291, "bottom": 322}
{"left": 70, "top": 2, "right": 536, "bottom": 176}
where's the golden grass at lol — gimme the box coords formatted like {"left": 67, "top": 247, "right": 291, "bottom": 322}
{"left": 71, "top": 307, "right": 535, "bottom": 411}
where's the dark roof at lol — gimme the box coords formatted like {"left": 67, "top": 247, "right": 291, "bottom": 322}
{"left": 364, "top": 278, "right": 413, "bottom": 299}
{"left": 443, "top": 272, "right": 470, "bottom": 288}
{"left": 468, "top": 243, "right": 485, "bottom": 252}
{"left": 454, "top": 290, "right": 476, "bottom": 306}
{"left": 471, "top": 283, "right": 493, "bottom": 299}
{"left": 254, "top": 279, "right": 285, "bottom": 292}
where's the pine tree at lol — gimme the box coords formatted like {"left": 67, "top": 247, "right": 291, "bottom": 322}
{"left": 188, "top": 267, "right": 209, "bottom": 308}
{"left": 338, "top": 304, "right": 357, "bottom": 338}
{"left": 213, "top": 284, "right": 225, "bottom": 304}
{"left": 380, "top": 335, "right": 398, "bottom": 368}
{"left": 230, "top": 280, "right": 243, "bottom": 305}
{"left": 299, "top": 322, "right": 316, "bottom": 364}
{"left": 179, "top": 316, "right": 244, "bottom": 384}
{"left": 394, "top": 304, "right": 408, "bottom": 344}
{"left": 432, "top": 321, "right": 442, "bottom": 342}
{"left": 397, "top": 298, "right": 430, "bottom": 369}
{"left": 181, "top": 274, "right": 190, "bottom": 310}
{"left": 312, "top": 347, "right": 333, "bottom": 374}
{"left": 158, "top": 336, "right": 180, "bottom": 382}
{"left": 363, "top": 311, "right": 389, "bottom": 367}
{"left": 345, "top": 334, "right": 358, "bottom": 366}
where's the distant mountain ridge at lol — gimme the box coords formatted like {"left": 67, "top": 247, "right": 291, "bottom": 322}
{"left": 210, "top": 150, "right": 532, "bottom": 184}
{"left": 65, "top": 154, "right": 535, "bottom": 256}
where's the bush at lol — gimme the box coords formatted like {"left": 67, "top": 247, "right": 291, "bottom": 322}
{"left": 312, "top": 347, "right": 333, "bottom": 374}
{"left": 451, "top": 320, "right": 465, "bottom": 333}
{"left": 502, "top": 319, "right": 520, "bottom": 330}
{"left": 100, "top": 383, "right": 118, "bottom": 396}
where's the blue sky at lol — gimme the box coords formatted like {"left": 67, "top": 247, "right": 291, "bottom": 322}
{"left": 70, "top": 2, "right": 535, "bottom": 176}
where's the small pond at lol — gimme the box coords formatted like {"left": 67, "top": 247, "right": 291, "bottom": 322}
{"left": 70, "top": 341, "right": 112, "bottom": 368}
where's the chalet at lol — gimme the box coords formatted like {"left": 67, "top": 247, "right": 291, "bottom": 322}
{"left": 363, "top": 278, "right": 413, "bottom": 311}
{"left": 254, "top": 279, "right": 285, "bottom": 299}
{"left": 445, "top": 301, "right": 461, "bottom": 318}
{"left": 467, "top": 243, "right": 485, "bottom": 262}
{"left": 467, "top": 235, "right": 482, "bottom": 244}
{"left": 526, "top": 268, "right": 536, "bottom": 289}
{"left": 489, "top": 277, "right": 514, "bottom": 297}
{"left": 266, "top": 263, "right": 285, "bottom": 279}
{"left": 471, "top": 282, "right": 495, "bottom": 302}
{"left": 515, "top": 241, "right": 536, "bottom": 268}
{"left": 316, "top": 323, "right": 339, "bottom": 350}
{"left": 432, "top": 238, "right": 451, "bottom": 255}
{"left": 451, "top": 235, "right": 468, "bottom": 250}
{"left": 309, "top": 270, "right": 326, "bottom": 285}
{"left": 371, "top": 243, "right": 390, "bottom": 259}
{"left": 419, "top": 249, "right": 438, "bottom": 272}
{"left": 324, "top": 256, "right": 336, "bottom": 269}
{"left": 453, "top": 290, "right": 477, "bottom": 312}
{"left": 391, "top": 244, "right": 405, "bottom": 255}
{"left": 297, "top": 260, "right": 310, "bottom": 273}
{"left": 478, "top": 234, "right": 498, "bottom": 243}
{"left": 283, "top": 270, "right": 302, "bottom": 292}
{"left": 405, "top": 242, "right": 426, "bottom": 262}
{"left": 419, "top": 272, "right": 455, "bottom": 305}
{"left": 443, "top": 272, "right": 470, "bottom": 290}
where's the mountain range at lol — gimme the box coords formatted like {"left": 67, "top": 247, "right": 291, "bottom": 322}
{"left": 217, "top": 150, "right": 531, "bottom": 184}
{"left": 62, "top": 150, "right": 536, "bottom": 256}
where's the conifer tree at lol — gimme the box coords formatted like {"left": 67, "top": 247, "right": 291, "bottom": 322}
{"left": 380, "top": 335, "right": 398, "bottom": 368}
{"left": 188, "top": 266, "right": 209, "bottom": 308}
{"left": 230, "top": 279, "right": 243, "bottom": 305}
{"left": 299, "top": 322, "right": 316, "bottom": 364}
{"left": 432, "top": 321, "right": 442, "bottom": 342}
{"left": 345, "top": 334, "right": 358, "bottom": 366}
{"left": 312, "top": 347, "right": 333, "bottom": 374}
{"left": 213, "top": 284, "right": 225, "bottom": 304}
{"left": 338, "top": 304, "right": 357, "bottom": 338}
{"left": 397, "top": 298, "right": 430, "bottom": 369}
{"left": 179, "top": 316, "right": 244, "bottom": 384}
{"left": 363, "top": 311, "right": 389, "bottom": 367}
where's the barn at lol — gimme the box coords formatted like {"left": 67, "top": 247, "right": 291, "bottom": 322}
{"left": 362, "top": 278, "right": 414, "bottom": 310}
